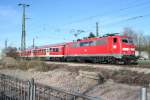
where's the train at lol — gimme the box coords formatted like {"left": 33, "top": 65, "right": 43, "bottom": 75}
{"left": 18, "top": 33, "right": 138, "bottom": 64}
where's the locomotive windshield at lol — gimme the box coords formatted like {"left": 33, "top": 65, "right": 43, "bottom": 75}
{"left": 122, "top": 38, "right": 133, "bottom": 44}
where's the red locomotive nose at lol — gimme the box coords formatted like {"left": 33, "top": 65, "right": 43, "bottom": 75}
{"left": 121, "top": 37, "right": 135, "bottom": 55}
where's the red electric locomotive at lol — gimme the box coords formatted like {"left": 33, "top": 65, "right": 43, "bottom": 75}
{"left": 19, "top": 33, "right": 137, "bottom": 64}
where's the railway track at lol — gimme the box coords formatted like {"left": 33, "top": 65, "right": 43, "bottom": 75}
{"left": 45, "top": 61, "right": 150, "bottom": 74}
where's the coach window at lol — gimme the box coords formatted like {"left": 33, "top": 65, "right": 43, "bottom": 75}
{"left": 49, "top": 48, "right": 52, "bottom": 51}
{"left": 56, "top": 48, "right": 59, "bottom": 52}
{"left": 113, "top": 38, "right": 117, "bottom": 43}
{"left": 52, "top": 48, "right": 55, "bottom": 52}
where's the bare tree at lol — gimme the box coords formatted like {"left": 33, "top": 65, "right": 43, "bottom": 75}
{"left": 123, "top": 27, "right": 145, "bottom": 57}
{"left": 123, "top": 27, "right": 137, "bottom": 37}
{"left": 88, "top": 32, "right": 96, "bottom": 38}
{"left": 4, "top": 47, "right": 18, "bottom": 58}
{"left": 144, "top": 35, "right": 150, "bottom": 59}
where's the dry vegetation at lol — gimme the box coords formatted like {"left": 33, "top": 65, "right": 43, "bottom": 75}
{"left": 1, "top": 57, "right": 150, "bottom": 86}
{"left": 0, "top": 57, "right": 61, "bottom": 71}
{"left": 1, "top": 57, "right": 150, "bottom": 100}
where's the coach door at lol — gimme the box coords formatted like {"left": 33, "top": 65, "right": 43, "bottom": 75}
{"left": 46, "top": 48, "right": 49, "bottom": 56}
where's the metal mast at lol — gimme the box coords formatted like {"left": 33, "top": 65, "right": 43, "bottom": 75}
{"left": 96, "top": 22, "right": 99, "bottom": 37}
{"left": 5, "top": 39, "right": 7, "bottom": 49}
{"left": 33, "top": 38, "right": 35, "bottom": 48}
{"left": 18, "top": 3, "right": 29, "bottom": 50}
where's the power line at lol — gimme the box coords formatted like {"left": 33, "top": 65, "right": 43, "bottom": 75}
{"left": 61, "top": 1, "right": 150, "bottom": 27}
{"left": 36, "top": 0, "right": 150, "bottom": 40}
{"left": 101, "top": 13, "right": 150, "bottom": 28}
{"left": 120, "top": 1, "right": 150, "bottom": 11}
{"left": 54, "top": 13, "right": 149, "bottom": 38}
{"left": 35, "top": 1, "right": 150, "bottom": 41}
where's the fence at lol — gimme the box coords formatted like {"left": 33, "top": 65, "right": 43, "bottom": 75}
{"left": 0, "top": 74, "right": 99, "bottom": 100}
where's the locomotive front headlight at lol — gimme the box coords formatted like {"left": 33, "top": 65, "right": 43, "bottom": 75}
{"left": 130, "top": 48, "right": 135, "bottom": 51}
{"left": 122, "top": 48, "right": 129, "bottom": 51}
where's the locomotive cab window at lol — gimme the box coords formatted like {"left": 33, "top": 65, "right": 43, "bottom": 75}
{"left": 122, "top": 38, "right": 128, "bottom": 43}
{"left": 113, "top": 38, "right": 117, "bottom": 43}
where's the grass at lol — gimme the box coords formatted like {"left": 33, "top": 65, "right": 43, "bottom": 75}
{"left": 138, "top": 60, "right": 150, "bottom": 65}
{"left": 0, "top": 58, "right": 50, "bottom": 72}
{"left": 0, "top": 60, "right": 2, "bottom": 65}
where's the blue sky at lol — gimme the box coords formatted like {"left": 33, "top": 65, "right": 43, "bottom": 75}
{"left": 0, "top": 0, "right": 150, "bottom": 49}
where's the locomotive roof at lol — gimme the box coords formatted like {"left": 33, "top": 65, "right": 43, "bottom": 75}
{"left": 69, "top": 35, "right": 119, "bottom": 42}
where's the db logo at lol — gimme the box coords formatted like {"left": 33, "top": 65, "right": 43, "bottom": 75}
{"left": 84, "top": 49, "right": 87, "bottom": 52}
{"left": 113, "top": 45, "right": 117, "bottom": 49}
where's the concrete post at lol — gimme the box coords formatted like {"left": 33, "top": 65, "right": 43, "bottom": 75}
{"left": 141, "top": 87, "right": 147, "bottom": 100}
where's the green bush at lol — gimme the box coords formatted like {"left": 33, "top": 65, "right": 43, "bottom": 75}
{"left": 138, "top": 60, "right": 150, "bottom": 65}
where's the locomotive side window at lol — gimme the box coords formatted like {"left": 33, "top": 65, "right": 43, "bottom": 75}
{"left": 96, "top": 39, "right": 106, "bottom": 45}
{"left": 80, "top": 42, "right": 89, "bottom": 46}
{"left": 80, "top": 41, "right": 95, "bottom": 47}
{"left": 89, "top": 41, "right": 95, "bottom": 46}
{"left": 72, "top": 43, "right": 79, "bottom": 48}
{"left": 113, "top": 38, "right": 117, "bottom": 43}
